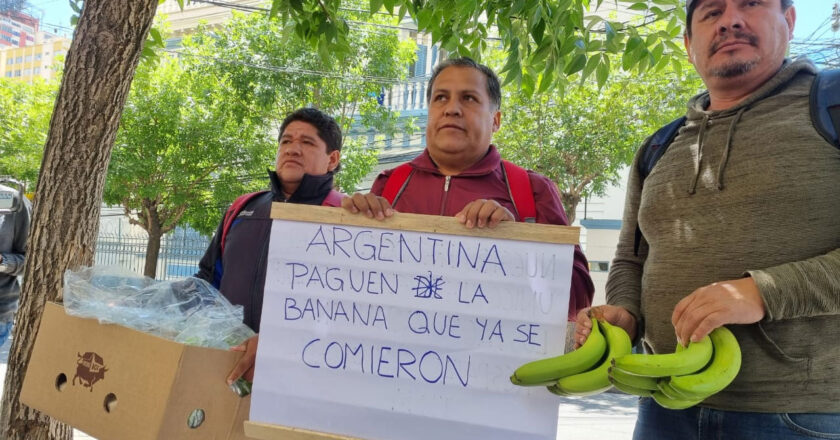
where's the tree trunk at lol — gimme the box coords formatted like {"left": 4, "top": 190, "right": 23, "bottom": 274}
{"left": 0, "top": 1, "right": 158, "bottom": 438}
{"left": 561, "top": 192, "right": 581, "bottom": 225}
{"left": 144, "top": 216, "right": 162, "bottom": 279}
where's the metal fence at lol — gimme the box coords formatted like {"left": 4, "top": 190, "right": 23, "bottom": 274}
{"left": 95, "top": 229, "right": 210, "bottom": 280}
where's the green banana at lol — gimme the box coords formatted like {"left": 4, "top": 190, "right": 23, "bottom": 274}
{"left": 549, "top": 320, "right": 632, "bottom": 396}
{"left": 610, "top": 378, "right": 654, "bottom": 397}
{"left": 656, "top": 379, "right": 709, "bottom": 402}
{"left": 651, "top": 390, "right": 703, "bottom": 410}
{"left": 510, "top": 317, "right": 606, "bottom": 386}
{"left": 669, "top": 326, "right": 741, "bottom": 398}
{"left": 658, "top": 378, "right": 710, "bottom": 401}
{"left": 608, "top": 366, "right": 660, "bottom": 391}
{"left": 612, "top": 334, "right": 713, "bottom": 377}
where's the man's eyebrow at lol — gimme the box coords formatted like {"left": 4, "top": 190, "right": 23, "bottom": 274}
{"left": 433, "top": 87, "right": 481, "bottom": 95}
{"left": 280, "top": 133, "right": 317, "bottom": 141}
{"left": 694, "top": 0, "right": 719, "bottom": 11}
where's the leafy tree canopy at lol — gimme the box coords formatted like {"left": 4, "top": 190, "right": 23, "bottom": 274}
{"left": 247, "top": 0, "right": 686, "bottom": 93}
{"left": 0, "top": 77, "right": 58, "bottom": 190}
{"left": 494, "top": 52, "right": 704, "bottom": 222}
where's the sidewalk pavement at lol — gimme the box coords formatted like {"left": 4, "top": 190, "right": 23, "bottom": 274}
{"left": 0, "top": 333, "right": 639, "bottom": 440}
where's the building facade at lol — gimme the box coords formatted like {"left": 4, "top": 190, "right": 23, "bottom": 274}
{"left": 0, "top": 11, "right": 37, "bottom": 48}
{"left": 0, "top": 37, "right": 68, "bottom": 81}
{"left": 0, "top": 11, "right": 70, "bottom": 82}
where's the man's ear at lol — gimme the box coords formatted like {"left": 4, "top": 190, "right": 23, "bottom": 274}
{"left": 328, "top": 150, "right": 341, "bottom": 172}
{"left": 492, "top": 110, "right": 501, "bottom": 133}
{"left": 684, "top": 33, "right": 695, "bottom": 66}
{"left": 784, "top": 6, "right": 796, "bottom": 40}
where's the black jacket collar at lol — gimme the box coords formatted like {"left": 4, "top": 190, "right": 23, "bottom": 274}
{"left": 267, "top": 170, "right": 335, "bottom": 205}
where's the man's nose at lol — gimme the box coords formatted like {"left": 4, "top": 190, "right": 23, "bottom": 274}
{"left": 443, "top": 100, "right": 462, "bottom": 116}
{"left": 718, "top": 6, "right": 745, "bottom": 33}
{"left": 284, "top": 143, "right": 302, "bottom": 155}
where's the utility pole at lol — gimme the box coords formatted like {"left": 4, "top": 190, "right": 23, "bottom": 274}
{"left": 833, "top": 2, "right": 839, "bottom": 32}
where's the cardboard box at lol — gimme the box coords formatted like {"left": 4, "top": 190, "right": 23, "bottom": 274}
{"left": 21, "top": 302, "right": 250, "bottom": 440}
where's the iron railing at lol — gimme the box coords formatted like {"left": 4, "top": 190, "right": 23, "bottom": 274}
{"left": 95, "top": 229, "right": 210, "bottom": 280}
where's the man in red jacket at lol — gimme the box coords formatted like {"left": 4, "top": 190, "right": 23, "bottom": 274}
{"left": 342, "top": 57, "right": 594, "bottom": 318}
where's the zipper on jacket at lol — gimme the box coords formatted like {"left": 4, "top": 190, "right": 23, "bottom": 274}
{"left": 440, "top": 175, "right": 451, "bottom": 216}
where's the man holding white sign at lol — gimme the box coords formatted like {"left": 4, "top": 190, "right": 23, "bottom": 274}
{"left": 342, "top": 57, "right": 594, "bottom": 319}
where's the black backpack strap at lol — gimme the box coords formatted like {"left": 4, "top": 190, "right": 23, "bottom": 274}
{"left": 633, "top": 116, "right": 687, "bottom": 256}
{"left": 811, "top": 69, "right": 840, "bottom": 148}
{"left": 637, "top": 116, "right": 687, "bottom": 179}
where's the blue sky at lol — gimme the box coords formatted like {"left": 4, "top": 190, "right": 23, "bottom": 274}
{"left": 25, "top": 0, "right": 839, "bottom": 47}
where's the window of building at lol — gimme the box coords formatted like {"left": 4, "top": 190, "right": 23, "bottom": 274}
{"left": 14, "top": 69, "right": 20, "bottom": 77}
{"left": 24, "top": 55, "right": 31, "bottom": 62}
{"left": 35, "top": 53, "right": 41, "bottom": 61}
{"left": 407, "top": 45, "right": 428, "bottom": 78}
{"left": 15, "top": 56, "right": 21, "bottom": 63}
{"left": 4, "top": 72, "right": 10, "bottom": 78}
{"left": 23, "top": 68, "right": 30, "bottom": 76}
{"left": 6, "top": 58, "right": 12, "bottom": 65}
{"left": 33, "top": 66, "right": 40, "bottom": 75}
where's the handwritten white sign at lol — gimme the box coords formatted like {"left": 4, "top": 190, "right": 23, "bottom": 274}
{"left": 250, "top": 212, "right": 575, "bottom": 440}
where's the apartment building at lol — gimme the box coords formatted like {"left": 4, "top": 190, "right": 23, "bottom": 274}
{"left": 0, "top": 11, "right": 70, "bottom": 82}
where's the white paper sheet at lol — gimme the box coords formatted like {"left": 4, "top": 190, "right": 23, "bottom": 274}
{"left": 250, "top": 220, "right": 574, "bottom": 440}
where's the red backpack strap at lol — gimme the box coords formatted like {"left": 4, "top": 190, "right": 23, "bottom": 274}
{"left": 321, "top": 189, "right": 345, "bottom": 207}
{"left": 380, "top": 163, "right": 414, "bottom": 204}
{"left": 220, "top": 191, "right": 267, "bottom": 255}
{"left": 502, "top": 160, "right": 536, "bottom": 223}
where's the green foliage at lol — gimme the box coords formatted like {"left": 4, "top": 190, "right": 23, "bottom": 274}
{"left": 268, "top": 0, "right": 685, "bottom": 92}
{"left": 104, "top": 54, "right": 275, "bottom": 237}
{"left": 183, "top": 4, "right": 416, "bottom": 192}
{"left": 0, "top": 78, "right": 58, "bottom": 190}
{"left": 334, "top": 138, "right": 379, "bottom": 193}
{"left": 105, "top": 5, "right": 414, "bottom": 241}
{"left": 494, "top": 56, "right": 703, "bottom": 221}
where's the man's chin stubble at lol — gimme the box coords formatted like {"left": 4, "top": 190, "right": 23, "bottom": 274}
{"left": 710, "top": 58, "right": 760, "bottom": 78}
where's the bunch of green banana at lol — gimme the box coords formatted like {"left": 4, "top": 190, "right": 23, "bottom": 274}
{"left": 510, "top": 317, "right": 606, "bottom": 386}
{"left": 509, "top": 317, "right": 632, "bottom": 397}
{"left": 607, "top": 326, "right": 741, "bottom": 410}
{"left": 548, "top": 319, "right": 632, "bottom": 396}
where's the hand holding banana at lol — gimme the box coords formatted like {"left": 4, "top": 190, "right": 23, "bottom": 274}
{"left": 510, "top": 314, "right": 631, "bottom": 396}
{"left": 606, "top": 326, "right": 741, "bottom": 409}
{"left": 511, "top": 315, "right": 741, "bottom": 410}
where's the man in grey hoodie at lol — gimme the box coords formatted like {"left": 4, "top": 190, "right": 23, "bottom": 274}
{"left": 574, "top": 0, "right": 840, "bottom": 438}
{"left": 0, "top": 183, "right": 31, "bottom": 347}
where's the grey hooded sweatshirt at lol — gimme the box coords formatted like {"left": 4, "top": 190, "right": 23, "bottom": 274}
{"left": 0, "top": 187, "right": 31, "bottom": 323}
{"left": 606, "top": 58, "right": 840, "bottom": 413}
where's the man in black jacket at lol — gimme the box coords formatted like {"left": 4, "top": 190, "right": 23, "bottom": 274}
{"left": 195, "top": 107, "right": 344, "bottom": 386}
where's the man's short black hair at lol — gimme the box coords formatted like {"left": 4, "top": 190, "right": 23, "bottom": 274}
{"left": 425, "top": 57, "right": 502, "bottom": 111}
{"left": 686, "top": 0, "right": 793, "bottom": 37}
{"left": 278, "top": 107, "right": 342, "bottom": 153}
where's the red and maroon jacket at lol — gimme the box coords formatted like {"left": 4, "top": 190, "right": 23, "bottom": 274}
{"left": 371, "top": 145, "right": 595, "bottom": 320}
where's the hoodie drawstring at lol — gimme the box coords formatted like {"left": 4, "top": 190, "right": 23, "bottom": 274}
{"left": 716, "top": 106, "right": 746, "bottom": 191}
{"left": 688, "top": 114, "right": 709, "bottom": 195}
{"left": 687, "top": 108, "right": 746, "bottom": 194}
